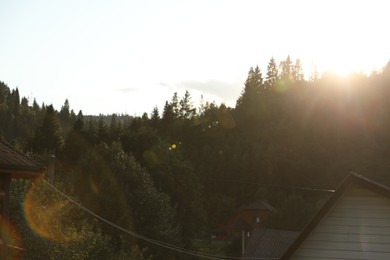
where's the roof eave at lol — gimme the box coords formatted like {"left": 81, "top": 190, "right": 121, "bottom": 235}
{"left": 0, "top": 168, "right": 45, "bottom": 179}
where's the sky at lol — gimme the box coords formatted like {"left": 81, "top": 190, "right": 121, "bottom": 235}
{"left": 1, "top": 0, "right": 390, "bottom": 116}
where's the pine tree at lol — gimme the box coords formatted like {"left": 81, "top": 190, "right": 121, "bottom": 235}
{"left": 96, "top": 116, "right": 109, "bottom": 144}
{"left": 32, "top": 99, "right": 40, "bottom": 112}
{"left": 150, "top": 106, "right": 160, "bottom": 129}
{"left": 59, "top": 99, "right": 70, "bottom": 122}
{"left": 20, "top": 97, "right": 29, "bottom": 115}
{"left": 73, "top": 110, "right": 84, "bottom": 131}
{"left": 279, "top": 55, "right": 293, "bottom": 79}
{"left": 170, "top": 92, "right": 179, "bottom": 118}
{"left": 109, "top": 113, "right": 121, "bottom": 142}
{"left": 8, "top": 88, "right": 20, "bottom": 116}
{"left": 236, "top": 65, "right": 264, "bottom": 109}
{"left": 162, "top": 101, "right": 174, "bottom": 123}
{"left": 292, "top": 58, "right": 304, "bottom": 82}
{"left": 31, "top": 105, "right": 64, "bottom": 154}
{"left": 179, "top": 90, "right": 196, "bottom": 119}
{"left": 309, "top": 64, "right": 319, "bottom": 82}
{"left": 0, "top": 81, "right": 10, "bottom": 104}
{"left": 265, "top": 57, "right": 279, "bottom": 89}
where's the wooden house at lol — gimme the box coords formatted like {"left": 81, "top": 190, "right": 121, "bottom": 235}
{"left": 213, "top": 200, "right": 274, "bottom": 241}
{"left": 0, "top": 139, "right": 45, "bottom": 259}
{"left": 282, "top": 173, "right": 390, "bottom": 259}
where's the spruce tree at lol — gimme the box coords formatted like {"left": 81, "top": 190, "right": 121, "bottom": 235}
{"left": 265, "top": 57, "right": 279, "bottom": 89}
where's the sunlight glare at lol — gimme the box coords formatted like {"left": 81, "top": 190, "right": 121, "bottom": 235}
{"left": 23, "top": 180, "right": 83, "bottom": 242}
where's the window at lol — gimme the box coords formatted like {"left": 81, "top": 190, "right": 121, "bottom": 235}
{"left": 255, "top": 216, "right": 262, "bottom": 223}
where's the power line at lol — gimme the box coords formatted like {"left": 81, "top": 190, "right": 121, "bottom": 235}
{"left": 202, "top": 177, "right": 335, "bottom": 193}
{"left": 42, "top": 180, "right": 276, "bottom": 260}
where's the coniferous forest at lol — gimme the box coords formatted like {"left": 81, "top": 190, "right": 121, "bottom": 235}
{"left": 2, "top": 56, "right": 390, "bottom": 259}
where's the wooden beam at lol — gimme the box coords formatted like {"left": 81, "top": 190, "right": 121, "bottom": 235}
{"left": 0, "top": 174, "right": 10, "bottom": 260}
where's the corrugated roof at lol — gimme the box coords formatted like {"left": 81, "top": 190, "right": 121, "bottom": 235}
{"left": 242, "top": 228, "right": 300, "bottom": 259}
{"left": 0, "top": 139, "right": 45, "bottom": 178}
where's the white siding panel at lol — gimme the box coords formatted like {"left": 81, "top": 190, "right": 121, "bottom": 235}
{"left": 290, "top": 256, "right": 362, "bottom": 260}
{"left": 322, "top": 216, "right": 390, "bottom": 227}
{"left": 335, "top": 199, "right": 390, "bottom": 210}
{"left": 292, "top": 185, "right": 390, "bottom": 259}
{"left": 314, "top": 225, "right": 390, "bottom": 235}
{"left": 307, "top": 232, "right": 390, "bottom": 243}
{"left": 294, "top": 248, "right": 390, "bottom": 259}
{"left": 302, "top": 241, "right": 390, "bottom": 252}
{"left": 345, "top": 187, "right": 386, "bottom": 196}
{"left": 329, "top": 208, "right": 390, "bottom": 218}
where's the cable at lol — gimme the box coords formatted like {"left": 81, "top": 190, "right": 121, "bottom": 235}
{"left": 202, "top": 177, "right": 335, "bottom": 193}
{"left": 42, "top": 180, "right": 277, "bottom": 260}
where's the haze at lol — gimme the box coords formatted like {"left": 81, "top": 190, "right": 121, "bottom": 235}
{"left": 1, "top": 0, "right": 389, "bottom": 115}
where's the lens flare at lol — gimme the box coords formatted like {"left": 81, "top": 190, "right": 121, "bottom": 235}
{"left": 89, "top": 177, "right": 99, "bottom": 195}
{"left": 23, "top": 180, "right": 83, "bottom": 242}
{"left": 274, "top": 78, "right": 292, "bottom": 93}
{"left": 0, "top": 219, "right": 21, "bottom": 255}
{"left": 143, "top": 150, "right": 159, "bottom": 168}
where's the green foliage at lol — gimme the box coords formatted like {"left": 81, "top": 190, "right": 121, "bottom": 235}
{"left": 9, "top": 179, "right": 124, "bottom": 259}
{"left": 30, "top": 105, "right": 64, "bottom": 154}
{"left": 265, "top": 194, "right": 317, "bottom": 230}
{"left": 3, "top": 56, "right": 390, "bottom": 258}
{"left": 236, "top": 65, "right": 264, "bottom": 109}
{"left": 58, "top": 141, "right": 180, "bottom": 258}
{"left": 265, "top": 57, "right": 279, "bottom": 89}
{"left": 226, "top": 236, "right": 242, "bottom": 257}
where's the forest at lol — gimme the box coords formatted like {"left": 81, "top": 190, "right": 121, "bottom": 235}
{"left": 1, "top": 56, "right": 390, "bottom": 259}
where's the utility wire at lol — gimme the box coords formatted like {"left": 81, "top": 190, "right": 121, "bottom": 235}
{"left": 42, "top": 180, "right": 276, "bottom": 260}
{"left": 202, "top": 177, "right": 335, "bottom": 193}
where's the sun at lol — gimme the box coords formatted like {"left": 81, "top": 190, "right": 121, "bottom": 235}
{"left": 327, "top": 64, "right": 358, "bottom": 77}
{"left": 316, "top": 54, "right": 364, "bottom": 78}
{"left": 313, "top": 44, "right": 387, "bottom": 78}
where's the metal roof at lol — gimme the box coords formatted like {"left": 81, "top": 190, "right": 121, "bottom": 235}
{"left": 243, "top": 228, "right": 299, "bottom": 259}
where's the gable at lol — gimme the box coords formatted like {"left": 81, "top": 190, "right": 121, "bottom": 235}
{"left": 291, "top": 183, "right": 390, "bottom": 259}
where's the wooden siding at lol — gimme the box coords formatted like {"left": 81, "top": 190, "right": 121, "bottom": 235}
{"left": 292, "top": 185, "right": 390, "bottom": 260}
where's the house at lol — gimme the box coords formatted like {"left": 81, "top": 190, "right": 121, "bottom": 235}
{"left": 0, "top": 138, "right": 45, "bottom": 260}
{"left": 213, "top": 200, "right": 274, "bottom": 241}
{"left": 242, "top": 228, "right": 299, "bottom": 259}
{"left": 281, "top": 172, "right": 390, "bottom": 259}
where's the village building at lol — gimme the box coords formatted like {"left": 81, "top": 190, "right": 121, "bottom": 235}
{"left": 213, "top": 200, "right": 275, "bottom": 241}
{"left": 0, "top": 138, "right": 45, "bottom": 260}
{"left": 282, "top": 173, "right": 390, "bottom": 260}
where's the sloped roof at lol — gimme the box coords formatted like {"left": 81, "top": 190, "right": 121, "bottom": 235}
{"left": 0, "top": 139, "right": 45, "bottom": 178}
{"left": 243, "top": 228, "right": 300, "bottom": 259}
{"left": 281, "top": 172, "right": 390, "bottom": 259}
{"left": 227, "top": 218, "right": 252, "bottom": 230}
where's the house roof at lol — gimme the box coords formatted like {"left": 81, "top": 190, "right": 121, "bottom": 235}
{"left": 237, "top": 200, "right": 275, "bottom": 212}
{"left": 0, "top": 139, "right": 45, "bottom": 179}
{"left": 242, "top": 228, "right": 300, "bottom": 260}
{"left": 227, "top": 218, "right": 252, "bottom": 231}
{"left": 281, "top": 172, "right": 390, "bottom": 259}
